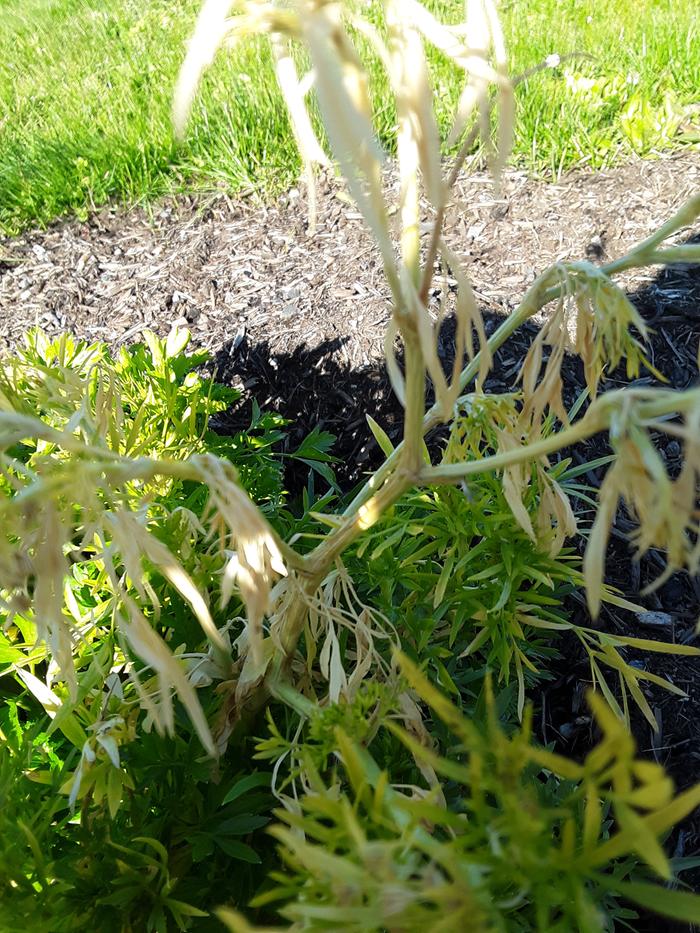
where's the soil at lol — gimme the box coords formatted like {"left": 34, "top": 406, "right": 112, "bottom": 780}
{"left": 1, "top": 150, "right": 699, "bottom": 927}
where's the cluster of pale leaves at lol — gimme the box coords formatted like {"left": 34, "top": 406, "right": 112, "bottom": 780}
{"left": 0, "top": 407, "right": 286, "bottom": 755}
{"left": 584, "top": 395, "right": 700, "bottom": 616}
{"left": 519, "top": 263, "right": 653, "bottom": 430}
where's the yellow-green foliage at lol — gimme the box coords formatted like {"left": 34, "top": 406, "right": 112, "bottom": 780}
{"left": 221, "top": 658, "right": 700, "bottom": 931}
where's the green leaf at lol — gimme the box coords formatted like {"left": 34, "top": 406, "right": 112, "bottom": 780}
{"left": 164, "top": 898, "right": 208, "bottom": 918}
{"left": 214, "top": 838, "right": 261, "bottom": 863}
{"left": 527, "top": 746, "right": 584, "bottom": 781}
{"left": 333, "top": 729, "right": 374, "bottom": 799}
{"left": 217, "top": 814, "right": 269, "bottom": 835}
{"left": 143, "top": 330, "right": 164, "bottom": 370}
{"left": 298, "top": 458, "right": 337, "bottom": 486}
{"left": 0, "top": 634, "right": 25, "bottom": 665}
{"left": 646, "top": 783, "right": 700, "bottom": 838}
{"left": 293, "top": 427, "right": 337, "bottom": 461}
{"left": 605, "top": 878, "right": 700, "bottom": 923}
{"left": 24, "top": 769, "right": 54, "bottom": 785}
{"left": 133, "top": 836, "right": 169, "bottom": 864}
{"left": 434, "top": 658, "right": 459, "bottom": 696}
{"left": 191, "top": 834, "right": 215, "bottom": 862}
{"left": 47, "top": 707, "right": 88, "bottom": 751}
{"left": 433, "top": 551, "right": 455, "bottom": 608}
{"left": 671, "top": 856, "right": 700, "bottom": 874}
{"left": 612, "top": 635, "right": 700, "bottom": 657}
{"left": 366, "top": 414, "right": 394, "bottom": 456}
{"left": 216, "top": 907, "right": 256, "bottom": 932}
{"left": 395, "top": 653, "right": 473, "bottom": 742}
{"left": 561, "top": 454, "right": 613, "bottom": 480}
{"left": 107, "top": 767, "right": 124, "bottom": 819}
{"left": 371, "top": 526, "right": 405, "bottom": 560}
{"left": 587, "top": 782, "right": 700, "bottom": 870}
{"left": 615, "top": 803, "right": 671, "bottom": 879}
{"left": 222, "top": 772, "right": 272, "bottom": 806}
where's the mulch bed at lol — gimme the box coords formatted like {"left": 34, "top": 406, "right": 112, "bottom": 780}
{"left": 1, "top": 150, "right": 699, "bottom": 922}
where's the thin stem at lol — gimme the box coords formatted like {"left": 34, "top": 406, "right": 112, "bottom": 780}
{"left": 627, "top": 193, "right": 700, "bottom": 257}
{"left": 422, "top": 415, "right": 602, "bottom": 485}
{"left": 422, "top": 386, "right": 700, "bottom": 485}
{"left": 418, "top": 121, "right": 481, "bottom": 306}
{"left": 599, "top": 198, "right": 700, "bottom": 278}
{"left": 401, "top": 336, "right": 427, "bottom": 472}
{"left": 646, "top": 245, "right": 700, "bottom": 265}
{"left": 269, "top": 678, "right": 318, "bottom": 718}
{"left": 418, "top": 53, "right": 594, "bottom": 307}
{"left": 632, "top": 388, "right": 700, "bottom": 419}
{"left": 305, "top": 467, "right": 414, "bottom": 577}
{"left": 341, "top": 270, "right": 555, "bottom": 518}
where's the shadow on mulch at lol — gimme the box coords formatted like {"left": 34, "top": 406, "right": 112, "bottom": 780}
{"left": 213, "top": 239, "right": 700, "bottom": 926}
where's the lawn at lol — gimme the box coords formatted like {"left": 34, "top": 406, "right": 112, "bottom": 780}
{"left": 0, "top": 0, "right": 698, "bottom": 235}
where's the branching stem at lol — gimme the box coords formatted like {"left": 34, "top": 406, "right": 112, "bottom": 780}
{"left": 336, "top": 191, "right": 700, "bottom": 525}
{"left": 423, "top": 387, "right": 700, "bottom": 484}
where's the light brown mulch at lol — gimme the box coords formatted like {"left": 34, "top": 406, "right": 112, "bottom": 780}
{"left": 0, "top": 151, "right": 698, "bottom": 365}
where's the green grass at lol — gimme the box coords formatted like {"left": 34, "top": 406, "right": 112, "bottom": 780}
{"left": 0, "top": 0, "right": 698, "bottom": 235}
